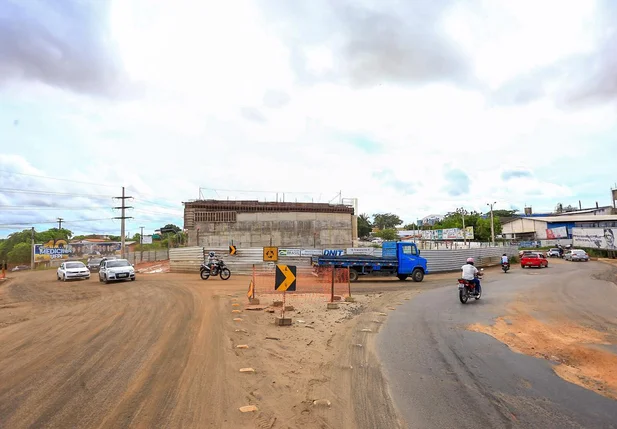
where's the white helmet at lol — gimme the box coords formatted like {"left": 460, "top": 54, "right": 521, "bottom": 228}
{"left": 466, "top": 257, "right": 475, "bottom": 264}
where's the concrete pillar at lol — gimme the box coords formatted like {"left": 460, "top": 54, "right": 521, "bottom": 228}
{"left": 351, "top": 215, "right": 358, "bottom": 246}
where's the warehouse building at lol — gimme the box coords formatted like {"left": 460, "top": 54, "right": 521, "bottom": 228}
{"left": 183, "top": 199, "right": 357, "bottom": 248}
{"left": 501, "top": 213, "right": 617, "bottom": 241}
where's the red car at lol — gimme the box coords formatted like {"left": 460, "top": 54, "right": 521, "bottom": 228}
{"left": 521, "top": 252, "right": 548, "bottom": 268}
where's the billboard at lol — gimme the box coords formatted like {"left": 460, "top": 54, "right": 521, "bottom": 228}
{"left": 546, "top": 226, "right": 568, "bottom": 239}
{"left": 35, "top": 240, "right": 122, "bottom": 262}
{"left": 142, "top": 235, "right": 153, "bottom": 245}
{"left": 398, "top": 227, "right": 474, "bottom": 240}
{"left": 34, "top": 239, "right": 71, "bottom": 262}
{"left": 572, "top": 227, "right": 617, "bottom": 250}
{"left": 69, "top": 242, "right": 121, "bottom": 258}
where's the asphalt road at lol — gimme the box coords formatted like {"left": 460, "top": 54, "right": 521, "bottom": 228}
{"left": 377, "top": 260, "right": 617, "bottom": 429}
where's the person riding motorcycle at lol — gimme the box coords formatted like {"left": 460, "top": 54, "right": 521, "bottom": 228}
{"left": 501, "top": 253, "right": 509, "bottom": 265}
{"left": 461, "top": 257, "right": 482, "bottom": 296}
{"left": 206, "top": 251, "right": 218, "bottom": 271}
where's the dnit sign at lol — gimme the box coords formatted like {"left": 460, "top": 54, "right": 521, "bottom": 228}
{"left": 322, "top": 249, "right": 344, "bottom": 256}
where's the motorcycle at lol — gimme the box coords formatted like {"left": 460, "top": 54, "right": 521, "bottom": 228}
{"left": 457, "top": 269, "right": 483, "bottom": 304}
{"left": 501, "top": 262, "right": 510, "bottom": 273}
{"left": 200, "top": 259, "right": 231, "bottom": 280}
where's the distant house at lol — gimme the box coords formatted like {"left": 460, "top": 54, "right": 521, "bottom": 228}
{"left": 418, "top": 214, "right": 443, "bottom": 227}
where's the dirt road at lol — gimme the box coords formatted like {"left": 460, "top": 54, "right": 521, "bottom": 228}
{"left": 0, "top": 270, "right": 239, "bottom": 428}
{"left": 1, "top": 268, "right": 447, "bottom": 428}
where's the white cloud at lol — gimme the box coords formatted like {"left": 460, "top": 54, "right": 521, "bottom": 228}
{"left": 1, "top": 0, "right": 615, "bottom": 237}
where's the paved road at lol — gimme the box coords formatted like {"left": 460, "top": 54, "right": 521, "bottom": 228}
{"left": 378, "top": 260, "right": 617, "bottom": 429}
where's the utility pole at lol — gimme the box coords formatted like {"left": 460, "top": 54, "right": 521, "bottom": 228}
{"left": 113, "top": 187, "right": 133, "bottom": 259}
{"left": 140, "top": 226, "right": 144, "bottom": 262}
{"left": 30, "top": 227, "right": 35, "bottom": 270}
{"left": 57, "top": 218, "right": 63, "bottom": 229}
{"left": 487, "top": 201, "right": 496, "bottom": 246}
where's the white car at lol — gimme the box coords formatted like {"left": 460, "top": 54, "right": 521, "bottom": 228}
{"left": 98, "top": 258, "right": 136, "bottom": 283}
{"left": 57, "top": 261, "right": 90, "bottom": 281}
{"left": 564, "top": 249, "right": 589, "bottom": 262}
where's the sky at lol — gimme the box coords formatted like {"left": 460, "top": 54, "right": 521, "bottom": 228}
{"left": 1, "top": 0, "right": 617, "bottom": 238}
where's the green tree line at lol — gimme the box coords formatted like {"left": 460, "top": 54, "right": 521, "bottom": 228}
{"left": 357, "top": 209, "right": 516, "bottom": 242}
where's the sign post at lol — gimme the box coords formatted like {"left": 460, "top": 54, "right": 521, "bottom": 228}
{"left": 274, "top": 264, "right": 296, "bottom": 326}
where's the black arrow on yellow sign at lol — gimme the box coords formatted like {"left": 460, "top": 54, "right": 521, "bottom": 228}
{"left": 229, "top": 244, "right": 237, "bottom": 256}
{"left": 275, "top": 264, "right": 296, "bottom": 291}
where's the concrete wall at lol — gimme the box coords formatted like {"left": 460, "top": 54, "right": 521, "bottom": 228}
{"left": 188, "top": 212, "right": 354, "bottom": 248}
{"left": 502, "top": 218, "right": 548, "bottom": 239}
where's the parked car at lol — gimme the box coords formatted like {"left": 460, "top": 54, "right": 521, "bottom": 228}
{"left": 99, "top": 258, "right": 135, "bottom": 283}
{"left": 521, "top": 252, "right": 549, "bottom": 268}
{"left": 547, "top": 248, "right": 561, "bottom": 258}
{"left": 519, "top": 250, "right": 535, "bottom": 258}
{"left": 564, "top": 249, "right": 589, "bottom": 262}
{"left": 57, "top": 261, "right": 90, "bottom": 281}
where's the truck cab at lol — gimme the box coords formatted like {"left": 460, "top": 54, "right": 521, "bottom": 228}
{"left": 382, "top": 241, "right": 427, "bottom": 281}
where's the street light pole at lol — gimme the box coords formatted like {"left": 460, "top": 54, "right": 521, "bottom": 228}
{"left": 457, "top": 207, "right": 467, "bottom": 246}
{"left": 487, "top": 202, "right": 496, "bottom": 246}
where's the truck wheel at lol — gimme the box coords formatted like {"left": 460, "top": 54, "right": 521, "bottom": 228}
{"left": 349, "top": 269, "right": 359, "bottom": 282}
{"left": 411, "top": 269, "right": 424, "bottom": 282}
{"left": 397, "top": 275, "right": 408, "bottom": 281}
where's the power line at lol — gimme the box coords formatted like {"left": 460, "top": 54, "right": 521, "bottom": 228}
{"left": 0, "top": 170, "right": 119, "bottom": 188}
{"left": 0, "top": 188, "right": 114, "bottom": 199}
{"left": 0, "top": 206, "right": 113, "bottom": 211}
{"left": 0, "top": 218, "right": 113, "bottom": 227}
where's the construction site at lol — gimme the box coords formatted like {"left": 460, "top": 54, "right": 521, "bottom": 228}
{"left": 183, "top": 199, "right": 359, "bottom": 248}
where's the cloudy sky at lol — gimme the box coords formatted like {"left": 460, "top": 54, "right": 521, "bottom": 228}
{"left": 1, "top": 0, "right": 616, "bottom": 238}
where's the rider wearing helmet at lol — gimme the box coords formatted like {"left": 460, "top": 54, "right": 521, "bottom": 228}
{"left": 207, "top": 251, "right": 217, "bottom": 269}
{"left": 461, "top": 257, "right": 482, "bottom": 296}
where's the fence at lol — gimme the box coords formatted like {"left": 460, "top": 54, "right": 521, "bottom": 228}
{"left": 126, "top": 250, "right": 170, "bottom": 264}
{"left": 251, "top": 265, "right": 351, "bottom": 303}
{"left": 169, "top": 245, "right": 519, "bottom": 274}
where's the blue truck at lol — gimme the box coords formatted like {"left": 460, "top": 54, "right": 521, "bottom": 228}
{"left": 312, "top": 241, "right": 428, "bottom": 282}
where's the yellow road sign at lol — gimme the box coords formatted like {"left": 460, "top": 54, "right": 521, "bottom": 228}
{"left": 229, "top": 245, "right": 237, "bottom": 256}
{"left": 263, "top": 246, "right": 278, "bottom": 262}
{"left": 275, "top": 264, "right": 296, "bottom": 291}
{"left": 247, "top": 280, "right": 255, "bottom": 300}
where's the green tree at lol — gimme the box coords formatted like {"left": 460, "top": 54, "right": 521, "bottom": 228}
{"left": 160, "top": 224, "right": 181, "bottom": 234}
{"left": 372, "top": 213, "right": 402, "bottom": 230}
{"left": 8, "top": 242, "right": 31, "bottom": 264}
{"left": 357, "top": 213, "right": 373, "bottom": 238}
{"left": 402, "top": 223, "right": 418, "bottom": 230}
{"left": 375, "top": 228, "right": 398, "bottom": 241}
{"left": 492, "top": 209, "right": 517, "bottom": 218}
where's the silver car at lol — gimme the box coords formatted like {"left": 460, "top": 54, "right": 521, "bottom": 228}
{"left": 98, "top": 258, "right": 136, "bottom": 283}
{"left": 564, "top": 249, "right": 589, "bottom": 262}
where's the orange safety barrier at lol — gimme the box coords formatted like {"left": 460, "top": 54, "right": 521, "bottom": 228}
{"left": 250, "top": 264, "right": 351, "bottom": 303}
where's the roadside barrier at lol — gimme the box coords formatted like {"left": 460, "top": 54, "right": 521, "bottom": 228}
{"left": 250, "top": 264, "right": 351, "bottom": 304}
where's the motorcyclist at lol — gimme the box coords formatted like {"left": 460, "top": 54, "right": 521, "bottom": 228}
{"left": 501, "top": 253, "right": 509, "bottom": 265}
{"left": 206, "top": 251, "right": 218, "bottom": 270}
{"left": 461, "top": 257, "right": 482, "bottom": 296}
